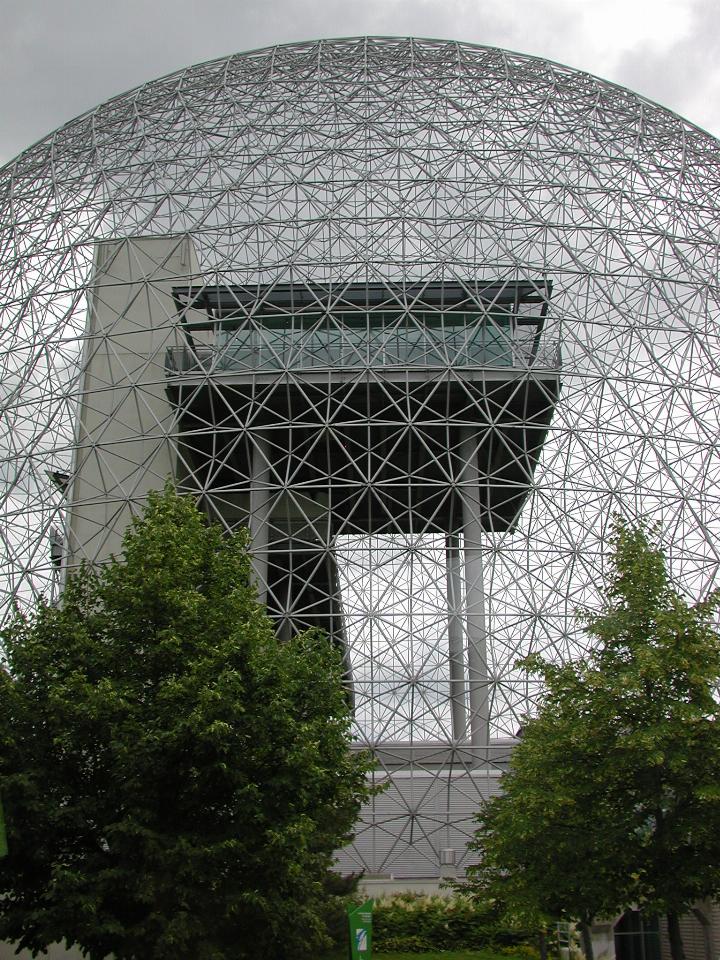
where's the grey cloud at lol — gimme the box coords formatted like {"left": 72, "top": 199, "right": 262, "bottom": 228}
{"left": 1, "top": 0, "right": 469, "bottom": 164}
{"left": 612, "top": 0, "right": 720, "bottom": 136}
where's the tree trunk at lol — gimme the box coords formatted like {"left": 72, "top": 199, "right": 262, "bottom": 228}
{"left": 579, "top": 921, "right": 594, "bottom": 960}
{"left": 691, "top": 907, "right": 713, "bottom": 960}
{"left": 538, "top": 929, "right": 548, "bottom": 960}
{"left": 667, "top": 911, "right": 686, "bottom": 960}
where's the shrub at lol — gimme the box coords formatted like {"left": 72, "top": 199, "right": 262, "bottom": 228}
{"left": 372, "top": 892, "right": 538, "bottom": 953}
{"left": 377, "top": 934, "right": 434, "bottom": 953}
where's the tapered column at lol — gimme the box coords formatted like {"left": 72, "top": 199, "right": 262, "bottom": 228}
{"left": 446, "top": 534, "right": 467, "bottom": 741}
{"left": 459, "top": 427, "right": 490, "bottom": 748}
{"left": 249, "top": 433, "right": 271, "bottom": 605}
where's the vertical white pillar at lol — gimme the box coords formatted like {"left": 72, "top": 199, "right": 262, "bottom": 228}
{"left": 66, "top": 236, "right": 200, "bottom": 569}
{"left": 459, "top": 427, "right": 490, "bottom": 748}
{"left": 249, "top": 433, "right": 271, "bottom": 605}
{"left": 328, "top": 549, "right": 355, "bottom": 710}
{"left": 446, "top": 533, "right": 467, "bottom": 741}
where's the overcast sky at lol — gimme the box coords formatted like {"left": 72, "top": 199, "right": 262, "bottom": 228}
{"left": 0, "top": 0, "right": 718, "bottom": 166}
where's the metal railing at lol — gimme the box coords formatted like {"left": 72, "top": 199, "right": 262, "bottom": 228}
{"left": 166, "top": 328, "right": 559, "bottom": 375}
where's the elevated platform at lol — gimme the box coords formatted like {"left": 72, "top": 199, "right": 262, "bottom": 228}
{"left": 165, "top": 280, "right": 561, "bottom": 535}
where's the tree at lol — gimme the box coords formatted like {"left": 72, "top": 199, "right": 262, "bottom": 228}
{"left": 462, "top": 518, "right": 720, "bottom": 960}
{"left": 582, "top": 519, "right": 720, "bottom": 960}
{"left": 0, "top": 486, "right": 372, "bottom": 960}
{"left": 460, "top": 656, "right": 638, "bottom": 960}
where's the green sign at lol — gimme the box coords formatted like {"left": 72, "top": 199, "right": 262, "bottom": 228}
{"left": 348, "top": 898, "right": 373, "bottom": 960}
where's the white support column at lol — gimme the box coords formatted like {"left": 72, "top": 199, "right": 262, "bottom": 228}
{"left": 65, "top": 235, "right": 201, "bottom": 569}
{"left": 249, "top": 433, "right": 271, "bottom": 605}
{"left": 459, "top": 427, "right": 490, "bottom": 748}
{"left": 446, "top": 534, "right": 467, "bottom": 741}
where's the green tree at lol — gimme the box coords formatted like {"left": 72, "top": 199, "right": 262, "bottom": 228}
{"left": 460, "top": 658, "right": 637, "bottom": 960}
{"left": 462, "top": 518, "right": 720, "bottom": 960}
{"left": 0, "top": 486, "right": 372, "bottom": 960}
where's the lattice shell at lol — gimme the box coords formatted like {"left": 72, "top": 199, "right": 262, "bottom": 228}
{"left": 2, "top": 36, "right": 720, "bottom": 878}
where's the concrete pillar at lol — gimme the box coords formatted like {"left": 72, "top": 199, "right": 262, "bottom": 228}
{"left": 249, "top": 433, "right": 271, "bottom": 604}
{"left": 459, "top": 427, "right": 490, "bottom": 748}
{"left": 446, "top": 534, "right": 467, "bottom": 741}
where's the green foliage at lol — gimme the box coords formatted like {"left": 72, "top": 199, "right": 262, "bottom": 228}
{"left": 0, "top": 485, "right": 373, "bottom": 960}
{"left": 319, "top": 871, "right": 364, "bottom": 953}
{"left": 372, "top": 893, "right": 535, "bottom": 954}
{"left": 378, "top": 934, "right": 434, "bottom": 953}
{"left": 462, "top": 517, "right": 720, "bottom": 955}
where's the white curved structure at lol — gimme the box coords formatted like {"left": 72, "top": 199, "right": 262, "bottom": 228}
{"left": 2, "top": 37, "right": 720, "bottom": 880}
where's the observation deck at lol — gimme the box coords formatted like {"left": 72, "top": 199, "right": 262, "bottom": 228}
{"left": 165, "top": 280, "right": 559, "bottom": 380}
{"left": 165, "top": 280, "right": 561, "bottom": 536}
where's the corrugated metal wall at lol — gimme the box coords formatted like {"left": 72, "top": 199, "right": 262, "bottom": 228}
{"left": 659, "top": 903, "right": 720, "bottom": 960}
{"left": 335, "top": 768, "right": 503, "bottom": 878}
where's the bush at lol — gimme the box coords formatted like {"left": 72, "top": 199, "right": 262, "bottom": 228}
{"left": 378, "top": 934, "right": 434, "bottom": 953}
{"left": 372, "top": 893, "right": 538, "bottom": 953}
{"left": 498, "top": 946, "right": 545, "bottom": 960}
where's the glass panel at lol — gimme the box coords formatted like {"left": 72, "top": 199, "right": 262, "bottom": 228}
{"left": 207, "top": 310, "right": 528, "bottom": 371}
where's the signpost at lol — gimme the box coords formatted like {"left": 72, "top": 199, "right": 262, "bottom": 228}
{"left": 347, "top": 898, "right": 373, "bottom": 960}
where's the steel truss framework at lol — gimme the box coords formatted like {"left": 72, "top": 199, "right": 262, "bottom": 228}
{"left": 2, "top": 37, "right": 720, "bottom": 879}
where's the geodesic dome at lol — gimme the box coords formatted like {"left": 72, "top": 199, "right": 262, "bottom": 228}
{"left": 2, "top": 36, "right": 720, "bottom": 879}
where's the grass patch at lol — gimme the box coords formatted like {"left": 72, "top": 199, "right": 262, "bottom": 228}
{"left": 321, "top": 950, "right": 533, "bottom": 960}
{"left": 381, "top": 953, "right": 524, "bottom": 960}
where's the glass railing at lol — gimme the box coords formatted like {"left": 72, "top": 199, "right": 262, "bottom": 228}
{"left": 166, "top": 325, "right": 559, "bottom": 375}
